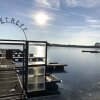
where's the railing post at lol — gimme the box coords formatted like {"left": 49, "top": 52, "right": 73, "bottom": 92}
{"left": 24, "top": 41, "right": 28, "bottom": 98}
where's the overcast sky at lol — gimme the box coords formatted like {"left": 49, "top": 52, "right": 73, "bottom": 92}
{"left": 0, "top": 0, "right": 100, "bottom": 45}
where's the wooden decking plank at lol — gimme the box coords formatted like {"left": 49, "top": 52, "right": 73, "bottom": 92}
{"left": 0, "top": 70, "right": 22, "bottom": 99}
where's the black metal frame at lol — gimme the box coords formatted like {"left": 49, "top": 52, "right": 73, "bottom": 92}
{"left": 0, "top": 39, "right": 47, "bottom": 100}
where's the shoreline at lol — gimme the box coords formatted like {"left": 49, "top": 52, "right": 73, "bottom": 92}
{"left": 47, "top": 43, "right": 100, "bottom": 48}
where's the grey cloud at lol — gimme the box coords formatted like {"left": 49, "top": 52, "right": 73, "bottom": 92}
{"left": 65, "top": 0, "right": 100, "bottom": 8}
{"left": 34, "top": 0, "right": 60, "bottom": 9}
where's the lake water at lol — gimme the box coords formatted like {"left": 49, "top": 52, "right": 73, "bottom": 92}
{"left": 46, "top": 47, "right": 100, "bottom": 100}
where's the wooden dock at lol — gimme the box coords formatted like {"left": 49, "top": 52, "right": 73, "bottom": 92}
{"left": 82, "top": 50, "right": 100, "bottom": 53}
{"left": 27, "top": 74, "right": 61, "bottom": 97}
{"left": 47, "top": 63, "right": 67, "bottom": 72}
{"left": 0, "top": 70, "right": 22, "bottom": 100}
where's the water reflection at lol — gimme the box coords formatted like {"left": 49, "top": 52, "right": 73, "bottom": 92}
{"left": 47, "top": 47, "right": 100, "bottom": 99}
{"left": 34, "top": 46, "right": 45, "bottom": 57}
{"left": 28, "top": 45, "right": 45, "bottom": 65}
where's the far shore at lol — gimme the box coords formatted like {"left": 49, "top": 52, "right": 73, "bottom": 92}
{"left": 47, "top": 43, "right": 100, "bottom": 48}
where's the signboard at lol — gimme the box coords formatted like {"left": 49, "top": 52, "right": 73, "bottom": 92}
{"left": 0, "top": 17, "right": 28, "bottom": 40}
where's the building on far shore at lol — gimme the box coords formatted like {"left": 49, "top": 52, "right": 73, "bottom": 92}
{"left": 95, "top": 42, "right": 100, "bottom": 46}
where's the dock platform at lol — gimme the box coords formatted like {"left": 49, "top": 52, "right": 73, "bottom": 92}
{"left": 47, "top": 63, "right": 67, "bottom": 72}
{"left": 27, "top": 74, "right": 61, "bottom": 97}
{"left": 0, "top": 69, "right": 22, "bottom": 100}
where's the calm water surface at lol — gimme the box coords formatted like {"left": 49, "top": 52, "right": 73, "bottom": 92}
{"left": 47, "top": 47, "right": 100, "bottom": 100}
